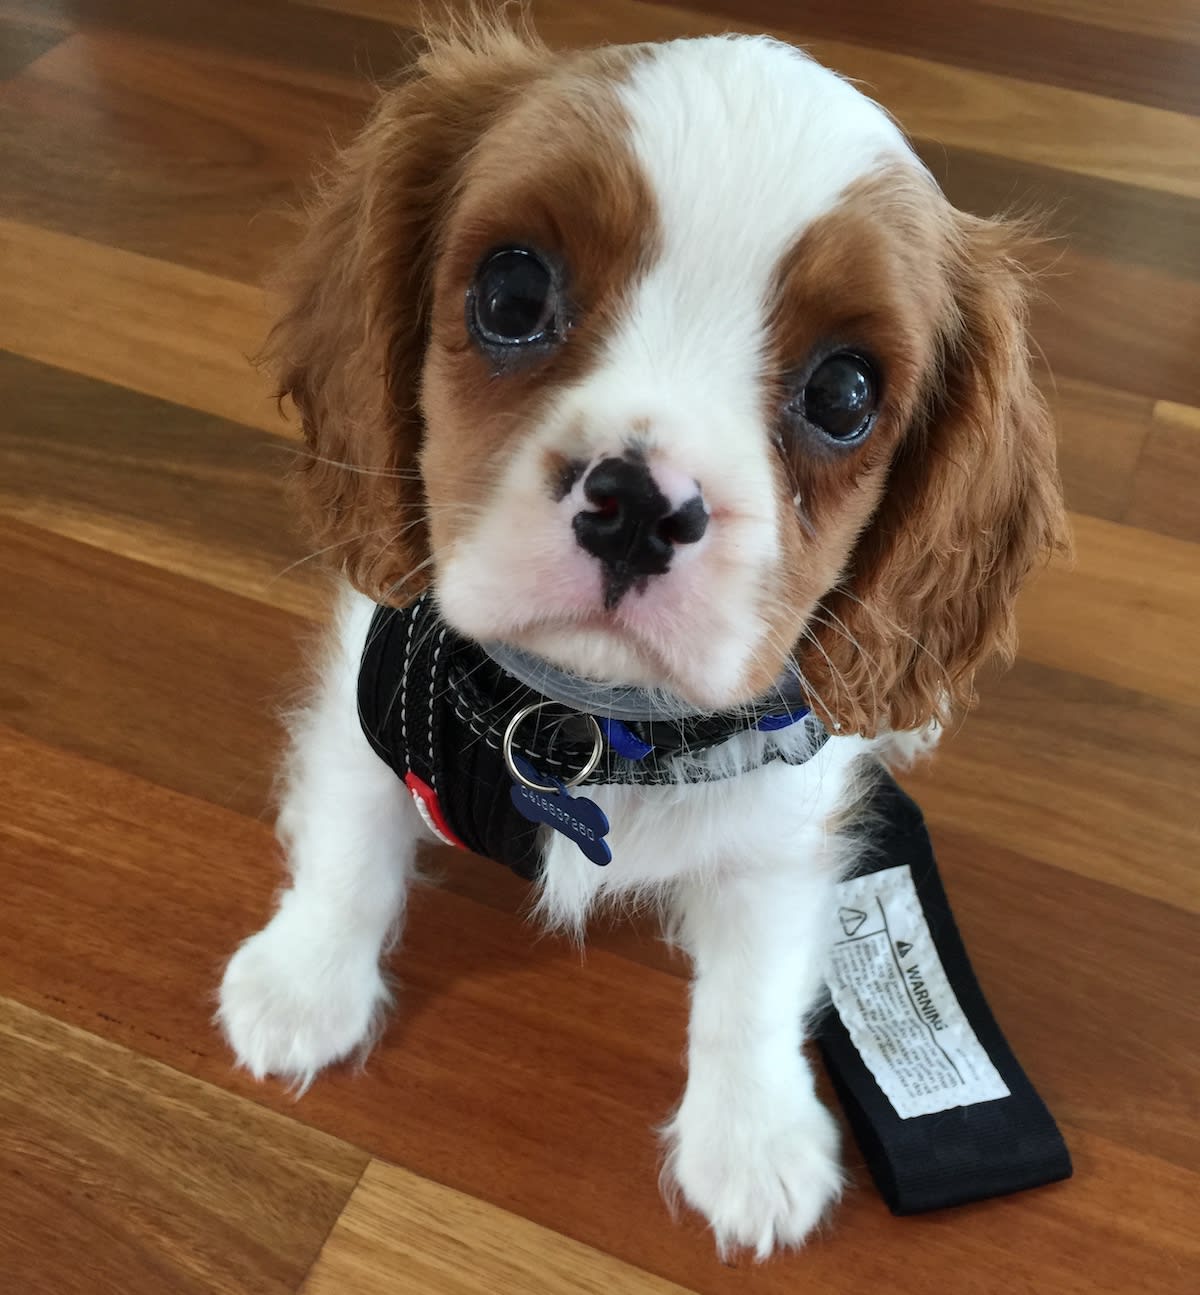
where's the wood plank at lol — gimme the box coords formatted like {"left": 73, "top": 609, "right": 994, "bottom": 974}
{"left": 0, "top": 27, "right": 367, "bottom": 281}
{"left": 0, "top": 0, "right": 410, "bottom": 85}
{"left": 1045, "top": 378, "right": 1152, "bottom": 523}
{"left": 0, "top": 518, "right": 306, "bottom": 816}
{"left": 0, "top": 724, "right": 1195, "bottom": 1291}
{"left": 665, "top": 0, "right": 1200, "bottom": 114}
{"left": 0, "top": 11, "right": 64, "bottom": 78}
{"left": 9, "top": 1, "right": 1196, "bottom": 285}
{"left": 0, "top": 351, "right": 1154, "bottom": 630}
{"left": 0, "top": 351, "right": 319, "bottom": 617}
{"left": 310, "top": 0, "right": 1200, "bottom": 200}
{"left": 0, "top": 996, "right": 367, "bottom": 1295}
{"left": 907, "top": 659, "right": 1200, "bottom": 914}
{"left": 981, "top": 0, "right": 1200, "bottom": 45}
{"left": 302, "top": 1159, "right": 697, "bottom": 1295}
{"left": 1031, "top": 245, "right": 1200, "bottom": 408}
{"left": 923, "top": 145, "right": 1200, "bottom": 282}
{"left": 0, "top": 218, "right": 276, "bottom": 432}
{"left": 1126, "top": 401, "right": 1200, "bottom": 544}
{"left": 1016, "top": 514, "right": 1200, "bottom": 708}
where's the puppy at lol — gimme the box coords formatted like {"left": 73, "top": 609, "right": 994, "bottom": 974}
{"left": 218, "top": 21, "right": 1066, "bottom": 1259}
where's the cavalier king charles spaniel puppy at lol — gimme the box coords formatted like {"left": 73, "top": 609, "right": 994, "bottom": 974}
{"left": 218, "top": 20, "right": 1066, "bottom": 1259}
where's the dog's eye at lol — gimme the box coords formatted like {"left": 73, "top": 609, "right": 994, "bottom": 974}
{"left": 471, "top": 248, "right": 558, "bottom": 346}
{"left": 794, "top": 352, "right": 879, "bottom": 443}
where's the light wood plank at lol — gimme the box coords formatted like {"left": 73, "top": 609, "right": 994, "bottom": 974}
{"left": 302, "top": 1159, "right": 696, "bottom": 1295}
{"left": 0, "top": 217, "right": 278, "bottom": 432}
{"left": 907, "top": 660, "right": 1200, "bottom": 914}
{"left": 0, "top": 996, "right": 367, "bottom": 1295}
{"left": 1047, "top": 376, "right": 1152, "bottom": 522}
{"left": 1016, "top": 513, "right": 1199, "bottom": 707}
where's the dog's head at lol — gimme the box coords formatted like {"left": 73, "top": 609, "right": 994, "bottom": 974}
{"left": 268, "top": 22, "right": 1066, "bottom": 734}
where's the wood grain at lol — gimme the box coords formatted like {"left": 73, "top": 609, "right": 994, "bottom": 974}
{"left": 302, "top": 1159, "right": 697, "bottom": 1295}
{"left": 1016, "top": 513, "right": 1200, "bottom": 707}
{"left": 0, "top": 997, "right": 367, "bottom": 1295}
{"left": 0, "top": 351, "right": 318, "bottom": 616}
{"left": 981, "top": 0, "right": 1200, "bottom": 45}
{"left": 0, "top": 11, "right": 63, "bottom": 78}
{"left": 0, "top": 518, "right": 306, "bottom": 816}
{"left": 1, "top": 725, "right": 1196, "bottom": 1293}
{"left": 314, "top": 0, "right": 1200, "bottom": 198}
{"left": 922, "top": 144, "right": 1200, "bottom": 281}
{"left": 1029, "top": 244, "right": 1200, "bottom": 408}
{"left": 668, "top": 0, "right": 1200, "bottom": 114}
{"left": 0, "top": 218, "right": 276, "bottom": 432}
{"left": 907, "top": 660, "right": 1200, "bottom": 914}
{"left": 1126, "top": 401, "right": 1200, "bottom": 543}
{"left": 1045, "top": 378, "right": 1153, "bottom": 522}
{"left": 0, "top": 27, "right": 366, "bottom": 281}
{"left": 1, "top": 0, "right": 1197, "bottom": 1290}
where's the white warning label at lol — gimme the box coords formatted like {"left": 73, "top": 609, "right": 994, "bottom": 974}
{"left": 826, "top": 864, "right": 1010, "bottom": 1119}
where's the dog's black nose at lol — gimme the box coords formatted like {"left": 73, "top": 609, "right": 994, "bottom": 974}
{"left": 573, "top": 456, "right": 708, "bottom": 600}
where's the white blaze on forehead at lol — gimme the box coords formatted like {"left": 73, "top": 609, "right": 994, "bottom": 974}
{"left": 608, "top": 36, "right": 916, "bottom": 405}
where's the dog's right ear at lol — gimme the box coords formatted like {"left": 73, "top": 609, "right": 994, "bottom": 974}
{"left": 263, "top": 20, "right": 553, "bottom": 603}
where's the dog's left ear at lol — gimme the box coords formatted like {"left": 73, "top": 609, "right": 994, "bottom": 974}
{"left": 802, "top": 211, "right": 1070, "bottom": 736}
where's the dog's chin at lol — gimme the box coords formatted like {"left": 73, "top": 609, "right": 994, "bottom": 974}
{"left": 495, "top": 622, "right": 774, "bottom": 712}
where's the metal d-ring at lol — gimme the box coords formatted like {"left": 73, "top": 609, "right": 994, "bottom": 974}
{"left": 502, "top": 701, "right": 604, "bottom": 793}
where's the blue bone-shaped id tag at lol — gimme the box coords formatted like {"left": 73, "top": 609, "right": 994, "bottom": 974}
{"left": 509, "top": 754, "right": 611, "bottom": 866}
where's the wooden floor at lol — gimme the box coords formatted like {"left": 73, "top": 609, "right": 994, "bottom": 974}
{"left": 1, "top": 1, "right": 1197, "bottom": 1291}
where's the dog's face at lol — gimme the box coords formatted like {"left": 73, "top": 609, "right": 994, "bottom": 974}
{"left": 270, "top": 27, "right": 1066, "bottom": 733}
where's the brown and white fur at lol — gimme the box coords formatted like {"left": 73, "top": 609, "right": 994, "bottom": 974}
{"left": 217, "top": 21, "right": 1066, "bottom": 1259}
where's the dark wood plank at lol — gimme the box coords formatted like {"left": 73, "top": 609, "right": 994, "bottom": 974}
{"left": 923, "top": 145, "right": 1200, "bottom": 282}
{"left": 654, "top": 0, "right": 1200, "bottom": 114}
{"left": 0, "top": 998, "right": 367, "bottom": 1295}
{"left": 0, "top": 351, "right": 318, "bottom": 615}
{"left": 0, "top": 0, "right": 405, "bottom": 82}
{"left": 0, "top": 28, "right": 365, "bottom": 282}
{"left": 981, "top": 0, "right": 1200, "bottom": 46}
{"left": 1032, "top": 246, "right": 1200, "bottom": 408}
{"left": 0, "top": 725, "right": 1196, "bottom": 1293}
{"left": 1126, "top": 401, "right": 1200, "bottom": 543}
{"left": 0, "top": 518, "right": 306, "bottom": 818}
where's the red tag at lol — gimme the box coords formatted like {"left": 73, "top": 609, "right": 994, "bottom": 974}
{"left": 404, "top": 772, "right": 466, "bottom": 849}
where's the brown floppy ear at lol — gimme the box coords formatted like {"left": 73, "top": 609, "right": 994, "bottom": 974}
{"left": 262, "top": 23, "right": 552, "bottom": 602}
{"left": 802, "top": 212, "right": 1070, "bottom": 736}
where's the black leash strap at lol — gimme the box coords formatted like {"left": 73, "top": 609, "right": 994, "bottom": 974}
{"left": 815, "top": 773, "right": 1073, "bottom": 1213}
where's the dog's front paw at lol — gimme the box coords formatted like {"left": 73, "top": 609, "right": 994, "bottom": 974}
{"left": 662, "top": 1091, "right": 843, "bottom": 1260}
{"left": 216, "top": 904, "right": 390, "bottom": 1088}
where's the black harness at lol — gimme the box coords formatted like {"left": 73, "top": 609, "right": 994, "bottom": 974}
{"left": 356, "top": 593, "right": 1071, "bottom": 1214}
{"left": 357, "top": 593, "right": 827, "bottom": 877}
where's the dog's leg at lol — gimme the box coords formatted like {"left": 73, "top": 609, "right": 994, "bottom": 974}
{"left": 663, "top": 854, "right": 844, "bottom": 1259}
{"left": 217, "top": 590, "right": 421, "bottom": 1088}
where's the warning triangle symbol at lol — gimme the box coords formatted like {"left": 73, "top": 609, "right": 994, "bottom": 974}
{"left": 839, "top": 907, "right": 867, "bottom": 937}
{"left": 896, "top": 940, "right": 914, "bottom": 959}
